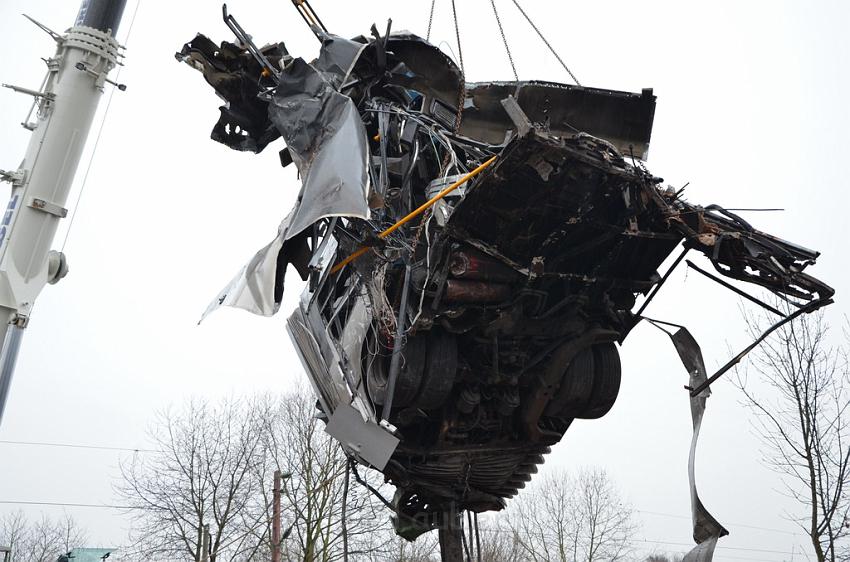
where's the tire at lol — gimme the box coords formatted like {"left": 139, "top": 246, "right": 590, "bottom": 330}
{"left": 413, "top": 331, "right": 458, "bottom": 410}
{"left": 367, "top": 333, "right": 426, "bottom": 408}
{"left": 577, "top": 342, "right": 621, "bottom": 419}
{"left": 544, "top": 346, "right": 595, "bottom": 418}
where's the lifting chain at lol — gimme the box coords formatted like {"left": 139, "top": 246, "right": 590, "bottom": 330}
{"left": 426, "top": 0, "right": 437, "bottom": 40}
{"left": 489, "top": 0, "right": 518, "bottom": 80}
{"left": 449, "top": 0, "right": 465, "bottom": 133}
{"left": 509, "top": 0, "right": 581, "bottom": 86}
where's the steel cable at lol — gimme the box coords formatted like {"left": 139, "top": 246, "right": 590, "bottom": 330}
{"left": 509, "top": 0, "right": 581, "bottom": 85}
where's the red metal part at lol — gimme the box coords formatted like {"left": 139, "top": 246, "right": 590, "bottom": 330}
{"left": 444, "top": 279, "right": 510, "bottom": 303}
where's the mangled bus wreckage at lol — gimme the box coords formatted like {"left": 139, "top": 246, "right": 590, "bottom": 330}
{"left": 178, "top": 10, "right": 833, "bottom": 541}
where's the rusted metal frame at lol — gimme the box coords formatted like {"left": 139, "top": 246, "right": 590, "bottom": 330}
{"left": 520, "top": 329, "right": 617, "bottom": 441}
{"left": 429, "top": 243, "right": 454, "bottom": 312}
{"left": 688, "top": 297, "right": 833, "bottom": 397}
{"left": 535, "top": 271, "right": 656, "bottom": 291}
{"left": 448, "top": 233, "right": 529, "bottom": 275}
{"left": 635, "top": 245, "right": 689, "bottom": 317}
{"left": 707, "top": 256, "right": 819, "bottom": 301}
{"left": 396, "top": 441, "right": 551, "bottom": 456}
{"left": 685, "top": 259, "right": 785, "bottom": 317}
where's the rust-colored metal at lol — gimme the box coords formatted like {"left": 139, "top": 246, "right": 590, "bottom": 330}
{"left": 449, "top": 248, "right": 519, "bottom": 283}
{"left": 444, "top": 279, "right": 510, "bottom": 303}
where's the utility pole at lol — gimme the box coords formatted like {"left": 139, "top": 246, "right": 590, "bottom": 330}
{"left": 272, "top": 469, "right": 281, "bottom": 562}
{"left": 438, "top": 508, "right": 464, "bottom": 562}
{"left": 0, "top": 0, "right": 128, "bottom": 425}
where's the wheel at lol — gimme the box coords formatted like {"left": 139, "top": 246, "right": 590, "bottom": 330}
{"left": 412, "top": 330, "right": 458, "bottom": 410}
{"left": 544, "top": 346, "right": 595, "bottom": 418}
{"left": 367, "top": 332, "right": 426, "bottom": 408}
{"left": 577, "top": 342, "right": 621, "bottom": 419}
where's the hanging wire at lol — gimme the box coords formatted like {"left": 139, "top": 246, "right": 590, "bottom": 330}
{"left": 61, "top": 0, "right": 143, "bottom": 252}
{"left": 474, "top": 512, "right": 482, "bottom": 562}
{"left": 341, "top": 460, "right": 350, "bottom": 562}
{"left": 489, "top": 0, "right": 518, "bottom": 80}
{"left": 460, "top": 512, "right": 472, "bottom": 561}
{"left": 509, "top": 0, "right": 581, "bottom": 86}
{"left": 426, "top": 0, "right": 437, "bottom": 41}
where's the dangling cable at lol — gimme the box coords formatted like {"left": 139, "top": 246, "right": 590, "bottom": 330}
{"left": 474, "top": 512, "right": 482, "bottom": 562}
{"left": 426, "top": 0, "right": 437, "bottom": 41}
{"left": 341, "top": 460, "right": 350, "bottom": 562}
{"left": 489, "top": 0, "right": 518, "bottom": 80}
{"left": 509, "top": 0, "right": 581, "bottom": 86}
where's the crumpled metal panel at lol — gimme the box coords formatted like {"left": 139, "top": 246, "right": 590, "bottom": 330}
{"left": 204, "top": 53, "right": 370, "bottom": 317}
{"left": 314, "top": 33, "right": 369, "bottom": 82}
{"left": 666, "top": 327, "right": 729, "bottom": 561}
{"left": 203, "top": 211, "right": 294, "bottom": 318}
{"left": 268, "top": 57, "right": 370, "bottom": 236}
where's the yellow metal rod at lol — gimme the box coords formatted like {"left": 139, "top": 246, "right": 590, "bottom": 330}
{"left": 330, "top": 155, "right": 498, "bottom": 274}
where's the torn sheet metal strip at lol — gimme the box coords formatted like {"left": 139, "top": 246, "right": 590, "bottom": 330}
{"left": 203, "top": 52, "right": 373, "bottom": 319}
{"left": 647, "top": 319, "right": 728, "bottom": 561}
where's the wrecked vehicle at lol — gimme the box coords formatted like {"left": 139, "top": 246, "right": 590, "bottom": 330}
{"left": 178, "top": 5, "right": 833, "bottom": 544}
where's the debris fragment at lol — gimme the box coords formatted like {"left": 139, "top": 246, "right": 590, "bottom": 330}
{"left": 179, "top": 8, "right": 833, "bottom": 549}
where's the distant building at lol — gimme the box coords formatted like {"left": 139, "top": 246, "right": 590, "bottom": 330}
{"left": 63, "top": 548, "right": 116, "bottom": 561}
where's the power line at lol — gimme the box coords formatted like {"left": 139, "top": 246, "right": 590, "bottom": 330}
{"left": 474, "top": 527, "right": 798, "bottom": 557}
{"left": 637, "top": 537, "right": 795, "bottom": 556}
{"left": 0, "top": 501, "right": 132, "bottom": 510}
{"left": 0, "top": 438, "right": 808, "bottom": 540}
{"left": 637, "top": 509, "right": 805, "bottom": 537}
{"left": 0, "top": 439, "right": 159, "bottom": 453}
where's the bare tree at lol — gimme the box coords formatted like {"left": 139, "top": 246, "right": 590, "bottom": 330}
{"left": 0, "top": 511, "right": 86, "bottom": 562}
{"left": 266, "top": 389, "right": 390, "bottom": 561}
{"left": 372, "top": 514, "right": 525, "bottom": 562}
{"left": 118, "top": 397, "right": 272, "bottom": 561}
{"left": 735, "top": 308, "right": 850, "bottom": 561}
{"left": 644, "top": 555, "right": 683, "bottom": 562}
{"left": 378, "top": 532, "right": 438, "bottom": 562}
{"left": 118, "top": 391, "right": 391, "bottom": 562}
{"left": 504, "top": 468, "right": 637, "bottom": 562}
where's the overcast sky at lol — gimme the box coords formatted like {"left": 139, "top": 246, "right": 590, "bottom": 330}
{"left": 0, "top": 0, "right": 848, "bottom": 560}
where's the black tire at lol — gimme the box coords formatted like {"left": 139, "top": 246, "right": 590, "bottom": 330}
{"left": 577, "top": 342, "right": 621, "bottom": 419}
{"left": 544, "top": 346, "right": 595, "bottom": 417}
{"left": 367, "top": 333, "right": 426, "bottom": 408}
{"left": 413, "top": 331, "right": 458, "bottom": 410}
